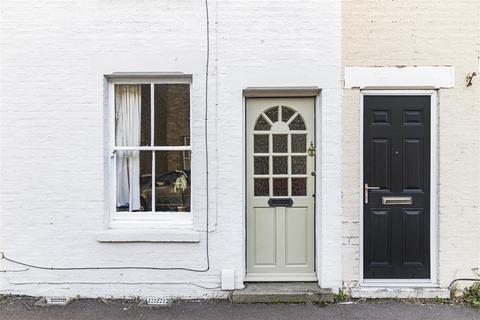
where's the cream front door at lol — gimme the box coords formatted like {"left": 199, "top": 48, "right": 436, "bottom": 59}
{"left": 246, "top": 98, "right": 316, "bottom": 281}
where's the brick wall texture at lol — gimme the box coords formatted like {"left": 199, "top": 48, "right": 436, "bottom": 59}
{"left": 1, "top": 0, "right": 478, "bottom": 298}
{"left": 0, "top": 0, "right": 342, "bottom": 298}
{"left": 342, "top": 0, "right": 480, "bottom": 288}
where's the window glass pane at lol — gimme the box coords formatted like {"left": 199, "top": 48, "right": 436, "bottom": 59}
{"left": 254, "top": 134, "right": 269, "bottom": 153}
{"left": 254, "top": 115, "right": 271, "bottom": 131}
{"left": 272, "top": 156, "right": 288, "bottom": 174}
{"left": 254, "top": 156, "right": 269, "bottom": 174}
{"left": 291, "top": 178, "right": 307, "bottom": 196}
{"left": 291, "top": 134, "right": 306, "bottom": 153}
{"left": 254, "top": 178, "right": 269, "bottom": 196}
{"left": 154, "top": 151, "right": 191, "bottom": 212}
{"left": 289, "top": 114, "right": 306, "bottom": 130}
{"left": 264, "top": 106, "right": 279, "bottom": 122}
{"left": 273, "top": 178, "right": 288, "bottom": 196}
{"left": 154, "top": 84, "right": 190, "bottom": 146}
{"left": 291, "top": 156, "right": 307, "bottom": 174}
{"left": 115, "top": 84, "right": 151, "bottom": 146}
{"left": 116, "top": 151, "right": 151, "bottom": 212}
{"left": 272, "top": 134, "right": 288, "bottom": 153}
{"left": 281, "top": 106, "right": 296, "bottom": 122}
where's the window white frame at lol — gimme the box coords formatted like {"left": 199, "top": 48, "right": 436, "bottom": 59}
{"left": 106, "top": 74, "right": 193, "bottom": 226}
{"left": 183, "top": 136, "right": 191, "bottom": 170}
{"left": 359, "top": 90, "right": 438, "bottom": 287}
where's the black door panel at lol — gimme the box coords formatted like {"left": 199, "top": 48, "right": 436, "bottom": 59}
{"left": 364, "top": 96, "right": 430, "bottom": 279}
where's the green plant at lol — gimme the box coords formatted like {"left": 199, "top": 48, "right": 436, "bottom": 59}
{"left": 132, "top": 296, "right": 142, "bottom": 304}
{"left": 334, "top": 289, "right": 350, "bottom": 302}
{"left": 450, "top": 286, "right": 459, "bottom": 299}
{"left": 463, "top": 282, "right": 480, "bottom": 307}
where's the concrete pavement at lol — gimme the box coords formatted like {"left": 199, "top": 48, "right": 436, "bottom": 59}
{"left": 0, "top": 296, "right": 479, "bottom": 320}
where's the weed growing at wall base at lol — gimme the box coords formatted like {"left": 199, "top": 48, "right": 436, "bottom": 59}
{"left": 463, "top": 282, "right": 480, "bottom": 307}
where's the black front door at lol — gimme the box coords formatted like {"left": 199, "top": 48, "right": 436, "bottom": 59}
{"left": 363, "top": 95, "right": 431, "bottom": 279}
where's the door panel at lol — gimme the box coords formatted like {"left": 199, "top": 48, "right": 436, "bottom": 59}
{"left": 403, "top": 139, "right": 424, "bottom": 190}
{"left": 363, "top": 95, "right": 430, "bottom": 279}
{"left": 285, "top": 207, "right": 309, "bottom": 266}
{"left": 369, "top": 209, "right": 391, "bottom": 265}
{"left": 254, "top": 207, "right": 276, "bottom": 265}
{"left": 246, "top": 98, "right": 315, "bottom": 281}
{"left": 369, "top": 138, "right": 391, "bottom": 189}
{"left": 402, "top": 209, "right": 424, "bottom": 264}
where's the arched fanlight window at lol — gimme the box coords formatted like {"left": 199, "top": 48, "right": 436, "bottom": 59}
{"left": 254, "top": 115, "right": 271, "bottom": 131}
{"left": 289, "top": 114, "right": 306, "bottom": 130}
{"left": 254, "top": 106, "right": 306, "bottom": 131}
{"left": 281, "top": 106, "right": 296, "bottom": 122}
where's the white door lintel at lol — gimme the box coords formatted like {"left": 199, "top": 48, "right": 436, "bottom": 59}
{"left": 344, "top": 66, "right": 455, "bottom": 89}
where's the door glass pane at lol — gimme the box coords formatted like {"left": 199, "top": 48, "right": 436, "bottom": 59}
{"left": 115, "top": 84, "right": 151, "bottom": 146}
{"left": 272, "top": 134, "right": 288, "bottom": 153}
{"left": 254, "top": 156, "right": 269, "bottom": 174}
{"left": 281, "top": 106, "right": 296, "bottom": 122}
{"left": 272, "top": 156, "right": 288, "bottom": 174}
{"left": 291, "top": 178, "right": 307, "bottom": 196}
{"left": 264, "top": 106, "right": 279, "bottom": 122}
{"left": 291, "top": 156, "right": 307, "bottom": 174}
{"left": 254, "top": 134, "right": 269, "bottom": 153}
{"left": 153, "top": 84, "right": 190, "bottom": 146}
{"left": 254, "top": 116, "right": 271, "bottom": 131}
{"left": 291, "top": 134, "right": 307, "bottom": 153}
{"left": 254, "top": 178, "right": 269, "bottom": 196}
{"left": 273, "top": 178, "right": 288, "bottom": 196}
{"left": 154, "top": 151, "right": 191, "bottom": 212}
{"left": 289, "top": 114, "right": 306, "bottom": 130}
{"left": 117, "top": 151, "right": 151, "bottom": 212}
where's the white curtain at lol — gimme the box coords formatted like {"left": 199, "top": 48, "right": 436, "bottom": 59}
{"left": 115, "top": 85, "right": 141, "bottom": 211}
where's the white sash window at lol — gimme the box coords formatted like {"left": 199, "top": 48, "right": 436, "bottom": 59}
{"left": 107, "top": 75, "right": 192, "bottom": 224}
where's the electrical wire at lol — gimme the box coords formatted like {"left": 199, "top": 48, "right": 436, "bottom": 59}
{"left": 0, "top": 252, "right": 207, "bottom": 272}
{"left": 448, "top": 278, "right": 479, "bottom": 290}
{"left": 0, "top": 0, "right": 212, "bottom": 274}
{"left": 201, "top": 0, "right": 211, "bottom": 273}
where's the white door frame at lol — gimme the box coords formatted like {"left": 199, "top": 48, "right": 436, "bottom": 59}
{"left": 359, "top": 90, "right": 439, "bottom": 287}
{"left": 242, "top": 87, "right": 322, "bottom": 283}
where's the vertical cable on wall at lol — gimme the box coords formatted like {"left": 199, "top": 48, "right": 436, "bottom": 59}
{"left": 202, "top": 0, "right": 211, "bottom": 270}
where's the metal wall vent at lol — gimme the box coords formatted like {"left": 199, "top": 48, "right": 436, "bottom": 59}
{"left": 45, "top": 297, "right": 70, "bottom": 305}
{"left": 145, "top": 297, "right": 171, "bottom": 306}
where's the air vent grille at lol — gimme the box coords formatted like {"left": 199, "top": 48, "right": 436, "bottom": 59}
{"left": 146, "top": 297, "right": 171, "bottom": 306}
{"left": 46, "top": 297, "right": 70, "bottom": 305}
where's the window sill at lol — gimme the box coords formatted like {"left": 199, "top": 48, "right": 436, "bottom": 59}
{"left": 97, "top": 228, "right": 200, "bottom": 243}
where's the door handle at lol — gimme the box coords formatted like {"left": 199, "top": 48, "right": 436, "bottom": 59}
{"left": 364, "top": 183, "right": 380, "bottom": 204}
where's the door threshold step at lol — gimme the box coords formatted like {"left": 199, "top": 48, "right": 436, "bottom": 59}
{"left": 232, "top": 282, "right": 333, "bottom": 304}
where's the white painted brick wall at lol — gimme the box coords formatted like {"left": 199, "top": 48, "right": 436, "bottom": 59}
{"left": 342, "top": 0, "right": 480, "bottom": 289}
{"left": 0, "top": 0, "right": 342, "bottom": 298}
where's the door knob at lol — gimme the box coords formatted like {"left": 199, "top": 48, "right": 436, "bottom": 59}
{"left": 364, "top": 183, "right": 380, "bottom": 204}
